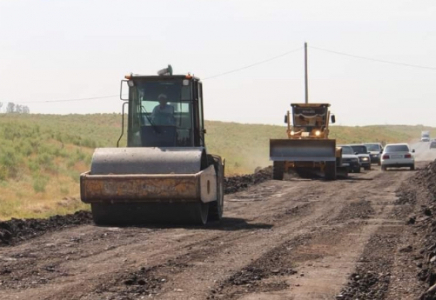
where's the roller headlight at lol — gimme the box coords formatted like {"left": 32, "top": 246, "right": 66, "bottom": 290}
{"left": 315, "top": 130, "right": 321, "bottom": 136}
{"left": 290, "top": 131, "right": 295, "bottom": 136}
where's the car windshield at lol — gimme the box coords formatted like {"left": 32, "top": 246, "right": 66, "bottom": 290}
{"left": 350, "top": 145, "right": 367, "bottom": 154}
{"left": 365, "top": 144, "right": 381, "bottom": 151}
{"left": 341, "top": 146, "right": 353, "bottom": 155}
{"left": 385, "top": 145, "right": 409, "bottom": 152}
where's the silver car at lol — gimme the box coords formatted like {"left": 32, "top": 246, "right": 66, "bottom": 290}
{"left": 381, "top": 143, "right": 415, "bottom": 171}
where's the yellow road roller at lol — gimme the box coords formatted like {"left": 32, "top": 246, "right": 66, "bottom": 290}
{"left": 80, "top": 66, "right": 225, "bottom": 225}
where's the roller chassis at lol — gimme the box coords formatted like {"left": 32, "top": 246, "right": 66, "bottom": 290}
{"left": 81, "top": 150, "right": 224, "bottom": 225}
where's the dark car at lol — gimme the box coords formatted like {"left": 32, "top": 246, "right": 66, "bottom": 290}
{"left": 340, "top": 145, "right": 361, "bottom": 173}
{"left": 430, "top": 141, "right": 436, "bottom": 149}
{"left": 364, "top": 143, "right": 383, "bottom": 165}
{"left": 349, "top": 144, "right": 371, "bottom": 170}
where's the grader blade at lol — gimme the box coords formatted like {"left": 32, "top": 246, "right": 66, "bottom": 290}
{"left": 270, "top": 139, "right": 336, "bottom": 162}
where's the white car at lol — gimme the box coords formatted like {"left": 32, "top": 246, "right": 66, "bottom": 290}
{"left": 380, "top": 143, "right": 415, "bottom": 171}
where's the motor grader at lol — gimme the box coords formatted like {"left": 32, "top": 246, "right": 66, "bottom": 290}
{"left": 270, "top": 103, "right": 345, "bottom": 180}
{"left": 80, "top": 66, "right": 225, "bottom": 225}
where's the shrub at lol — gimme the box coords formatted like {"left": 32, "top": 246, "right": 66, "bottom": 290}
{"left": 60, "top": 186, "right": 69, "bottom": 195}
{"left": 33, "top": 175, "right": 49, "bottom": 193}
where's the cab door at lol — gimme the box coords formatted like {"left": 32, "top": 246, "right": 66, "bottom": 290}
{"left": 193, "top": 80, "right": 205, "bottom": 147}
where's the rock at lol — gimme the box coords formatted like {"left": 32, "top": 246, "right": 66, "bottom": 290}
{"left": 408, "top": 216, "right": 417, "bottom": 225}
{"left": 399, "top": 245, "right": 413, "bottom": 253}
{"left": 427, "top": 282, "right": 436, "bottom": 294}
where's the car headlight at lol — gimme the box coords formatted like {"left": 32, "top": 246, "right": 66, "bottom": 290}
{"left": 362, "top": 157, "right": 368, "bottom": 161}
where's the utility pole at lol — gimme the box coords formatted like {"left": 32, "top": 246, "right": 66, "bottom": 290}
{"left": 304, "top": 42, "right": 309, "bottom": 104}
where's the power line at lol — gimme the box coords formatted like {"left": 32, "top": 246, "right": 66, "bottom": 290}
{"left": 310, "top": 46, "right": 436, "bottom": 71}
{"left": 15, "top": 47, "right": 303, "bottom": 104}
{"left": 16, "top": 95, "right": 119, "bottom": 104}
{"left": 202, "top": 47, "right": 303, "bottom": 80}
{"left": 16, "top": 45, "right": 434, "bottom": 105}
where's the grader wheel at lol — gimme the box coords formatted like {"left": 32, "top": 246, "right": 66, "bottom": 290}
{"left": 273, "top": 161, "right": 285, "bottom": 180}
{"left": 325, "top": 162, "right": 337, "bottom": 180}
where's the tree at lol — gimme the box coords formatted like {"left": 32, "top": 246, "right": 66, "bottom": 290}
{"left": 6, "top": 102, "right": 15, "bottom": 113}
{"left": 5, "top": 102, "right": 30, "bottom": 114}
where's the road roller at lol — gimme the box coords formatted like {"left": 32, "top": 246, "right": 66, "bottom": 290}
{"left": 80, "top": 65, "right": 225, "bottom": 225}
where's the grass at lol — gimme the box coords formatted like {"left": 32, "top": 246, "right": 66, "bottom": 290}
{"left": 0, "top": 113, "right": 434, "bottom": 220}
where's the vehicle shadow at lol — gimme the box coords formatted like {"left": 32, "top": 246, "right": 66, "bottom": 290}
{"left": 382, "top": 169, "right": 417, "bottom": 172}
{"left": 200, "top": 217, "right": 273, "bottom": 231}
{"left": 339, "top": 176, "right": 374, "bottom": 181}
{"left": 106, "top": 217, "right": 273, "bottom": 231}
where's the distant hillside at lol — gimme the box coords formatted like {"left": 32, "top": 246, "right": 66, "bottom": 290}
{"left": 0, "top": 113, "right": 434, "bottom": 220}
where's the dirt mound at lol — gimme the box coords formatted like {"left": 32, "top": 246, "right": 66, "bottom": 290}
{"left": 224, "top": 166, "right": 272, "bottom": 194}
{"left": 0, "top": 211, "right": 92, "bottom": 246}
{"left": 414, "top": 161, "right": 436, "bottom": 199}
{"left": 399, "top": 160, "right": 436, "bottom": 299}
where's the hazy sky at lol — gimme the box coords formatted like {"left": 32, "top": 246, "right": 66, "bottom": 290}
{"left": 1, "top": 0, "right": 436, "bottom": 126}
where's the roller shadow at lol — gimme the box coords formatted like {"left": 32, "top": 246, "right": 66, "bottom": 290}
{"left": 338, "top": 176, "right": 374, "bottom": 181}
{"left": 200, "top": 217, "right": 273, "bottom": 231}
{"left": 100, "top": 217, "right": 273, "bottom": 231}
{"left": 382, "top": 169, "right": 417, "bottom": 172}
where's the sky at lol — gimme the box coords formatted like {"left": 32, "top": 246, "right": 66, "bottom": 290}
{"left": 1, "top": 0, "right": 436, "bottom": 126}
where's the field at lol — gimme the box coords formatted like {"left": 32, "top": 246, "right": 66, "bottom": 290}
{"left": 0, "top": 113, "right": 434, "bottom": 220}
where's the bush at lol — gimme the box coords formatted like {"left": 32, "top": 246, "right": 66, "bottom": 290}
{"left": 60, "top": 186, "right": 69, "bottom": 195}
{"left": 33, "top": 175, "right": 49, "bottom": 193}
{"left": 0, "top": 166, "right": 8, "bottom": 181}
{"left": 0, "top": 149, "right": 21, "bottom": 179}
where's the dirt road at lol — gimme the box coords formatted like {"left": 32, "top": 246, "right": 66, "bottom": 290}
{"left": 0, "top": 143, "right": 434, "bottom": 300}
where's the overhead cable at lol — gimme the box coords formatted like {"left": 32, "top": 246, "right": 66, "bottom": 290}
{"left": 310, "top": 46, "right": 436, "bottom": 71}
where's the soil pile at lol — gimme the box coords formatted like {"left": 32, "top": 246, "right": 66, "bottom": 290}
{"left": 398, "top": 160, "right": 436, "bottom": 299}
{"left": 0, "top": 211, "right": 92, "bottom": 246}
{"left": 224, "top": 166, "right": 272, "bottom": 194}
